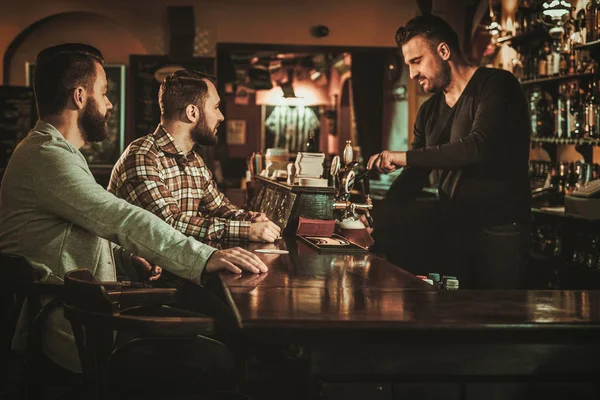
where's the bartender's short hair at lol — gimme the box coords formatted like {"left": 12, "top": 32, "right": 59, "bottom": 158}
{"left": 395, "top": 14, "right": 462, "bottom": 57}
{"left": 34, "top": 43, "right": 104, "bottom": 118}
{"left": 159, "top": 70, "right": 217, "bottom": 120}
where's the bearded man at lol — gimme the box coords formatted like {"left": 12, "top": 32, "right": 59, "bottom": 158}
{"left": 109, "top": 70, "right": 280, "bottom": 243}
{"left": 367, "top": 15, "right": 531, "bottom": 290}
{"left": 0, "top": 44, "right": 267, "bottom": 374}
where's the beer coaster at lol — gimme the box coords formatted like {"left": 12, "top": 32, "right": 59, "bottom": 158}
{"left": 254, "top": 249, "right": 289, "bottom": 254}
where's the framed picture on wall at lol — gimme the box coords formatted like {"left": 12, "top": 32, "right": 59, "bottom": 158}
{"left": 26, "top": 63, "right": 126, "bottom": 167}
{"left": 261, "top": 104, "right": 321, "bottom": 154}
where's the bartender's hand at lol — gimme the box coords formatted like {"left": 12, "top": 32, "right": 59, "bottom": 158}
{"left": 359, "top": 214, "right": 374, "bottom": 235}
{"left": 205, "top": 247, "right": 268, "bottom": 274}
{"left": 367, "top": 151, "right": 406, "bottom": 173}
{"left": 249, "top": 221, "right": 281, "bottom": 242}
{"left": 246, "top": 211, "right": 269, "bottom": 222}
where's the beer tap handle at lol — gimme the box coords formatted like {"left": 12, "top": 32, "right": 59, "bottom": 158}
{"left": 364, "top": 209, "right": 374, "bottom": 228}
{"left": 362, "top": 175, "right": 370, "bottom": 197}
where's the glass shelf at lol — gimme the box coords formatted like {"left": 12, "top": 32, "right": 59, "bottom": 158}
{"left": 521, "top": 73, "right": 595, "bottom": 87}
{"left": 531, "top": 137, "right": 600, "bottom": 146}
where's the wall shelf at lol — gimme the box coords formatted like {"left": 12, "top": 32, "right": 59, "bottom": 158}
{"left": 574, "top": 40, "right": 600, "bottom": 52}
{"left": 497, "top": 28, "right": 548, "bottom": 47}
{"left": 574, "top": 41, "right": 600, "bottom": 64}
{"left": 531, "top": 137, "right": 600, "bottom": 146}
{"left": 521, "top": 73, "right": 595, "bottom": 87}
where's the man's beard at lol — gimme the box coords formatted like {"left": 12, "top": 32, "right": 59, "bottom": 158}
{"left": 191, "top": 115, "right": 218, "bottom": 146}
{"left": 429, "top": 59, "right": 452, "bottom": 93}
{"left": 79, "top": 97, "right": 110, "bottom": 143}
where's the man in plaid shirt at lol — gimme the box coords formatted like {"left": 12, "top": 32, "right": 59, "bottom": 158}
{"left": 109, "top": 70, "right": 280, "bottom": 243}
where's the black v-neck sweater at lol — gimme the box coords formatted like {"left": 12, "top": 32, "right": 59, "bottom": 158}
{"left": 406, "top": 67, "right": 531, "bottom": 227}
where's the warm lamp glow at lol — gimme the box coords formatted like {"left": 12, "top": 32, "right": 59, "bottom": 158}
{"left": 256, "top": 79, "right": 329, "bottom": 106}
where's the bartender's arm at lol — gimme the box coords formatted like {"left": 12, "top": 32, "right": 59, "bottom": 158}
{"left": 368, "top": 71, "right": 519, "bottom": 173}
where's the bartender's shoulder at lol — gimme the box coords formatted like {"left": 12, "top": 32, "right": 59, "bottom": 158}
{"left": 477, "top": 67, "right": 520, "bottom": 86}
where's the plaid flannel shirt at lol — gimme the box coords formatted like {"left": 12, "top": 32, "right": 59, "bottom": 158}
{"left": 108, "top": 125, "right": 251, "bottom": 241}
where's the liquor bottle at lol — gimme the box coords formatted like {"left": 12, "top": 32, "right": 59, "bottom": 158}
{"left": 545, "top": 42, "right": 553, "bottom": 76}
{"left": 576, "top": 8, "right": 588, "bottom": 44}
{"left": 531, "top": 90, "right": 555, "bottom": 138}
{"left": 596, "top": 1, "right": 600, "bottom": 40}
{"left": 567, "top": 162, "right": 578, "bottom": 195}
{"left": 528, "top": 160, "right": 536, "bottom": 186}
{"left": 549, "top": 165, "right": 560, "bottom": 191}
{"left": 569, "top": 48, "right": 577, "bottom": 75}
{"left": 571, "top": 88, "right": 586, "bottom": 138}
{"left": 531, "top": 51, "right": 539, "bottom": 80}
{"left": 306, "top": 132, "right": 317, "bottom": 152}
{"left": 538, "top": 47, "right": 548, "bottom": 78}
{"left": 585, "top": 81, "right": 594, "bottom": 138}
{"left": 513, "top": 53, "right": 524, "bottom": 81}
{"left": 552, "top": 41, "right": 561, "bottom": 76}
{"left": 576, "top": 162, "right": 586, "bottom": 188}
{"left": 586, "top": 80, "right": 598, "bottom": 138}
{"left": 557, "top": 84, "right": 569, "bottom": 138}
{"left": 593, "top": 80, "right": 600, "bottom": 139}
{"left": 558, "top": 163, "right": 567, "bottom": 194}
{"left": 529, "top": 90, "right": 541, "bottom": 136}
{"left": 559, "top": 51, "right": 568, "bottom": 76}
{"left": 587, "top": 0, "right": 597, "bottom": 43}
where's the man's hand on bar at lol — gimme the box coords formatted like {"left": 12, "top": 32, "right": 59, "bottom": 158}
{"left": 249, "top": 221, "right": 281, "bottom": 243}
{"left": 246, "top": 211, "right": 269, "bottom": 222}
{"left": 367, "top": 151, "right": 406, "bottom": 174}
{"left": 205, "top": 247, "right": 268, "bottom": 274}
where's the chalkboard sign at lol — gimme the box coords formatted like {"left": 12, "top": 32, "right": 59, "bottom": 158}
{"left": 130, "top": 55, "right": 214, "bottom": 139}
{"left": 0, "top": 86, "right": 35, "bottom": 176}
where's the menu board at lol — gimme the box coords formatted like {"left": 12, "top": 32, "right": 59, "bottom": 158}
{"left": 130, "top": 55, "right": 214, "bottom": 139}
{"left": 0, "top": 86, "right": 35, "bottom": 175}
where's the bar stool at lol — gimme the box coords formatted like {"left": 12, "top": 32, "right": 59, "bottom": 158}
{"left": 0, "top": 252, "right": 81, "bottom": 399}
{"left": 64, "top": 268, "right": 249, "bottom": 400}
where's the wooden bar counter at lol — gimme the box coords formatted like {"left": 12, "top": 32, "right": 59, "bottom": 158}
{"left": 213, "top": 237, "right": 600, "bottom": 400}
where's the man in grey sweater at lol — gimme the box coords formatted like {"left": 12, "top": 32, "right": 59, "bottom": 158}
{"left": 0, "top": 43, "right": 266, "bottom": 373}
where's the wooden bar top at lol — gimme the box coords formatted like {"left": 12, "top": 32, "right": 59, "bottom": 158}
{"left": 217, "top": 236, "right": 434, "bottom": 291}
{"left": 216, "top": 237, "right": 600, "bottom": 342}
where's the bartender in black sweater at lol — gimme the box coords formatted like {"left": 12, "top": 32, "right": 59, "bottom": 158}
{"left": 368, "top": 14, "right": 531, "bottom": 289}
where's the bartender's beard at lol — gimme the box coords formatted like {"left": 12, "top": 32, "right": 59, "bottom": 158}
{"left": 429, "top": 58, "right": 452, "bottom": 93}
{"left": 191, "top": 112, "right": 218, "bottom": 146}
{"left": 79, "top": 97, "right": 110, "bottom": 143}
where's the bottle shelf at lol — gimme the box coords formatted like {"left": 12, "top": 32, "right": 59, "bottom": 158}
{"left": 574, "top": 40, "right": 600, "bottom": 52}
{"left": 531, "top": 137, "right": 600, "bottom": 146}
{"left": 521, "top": 73, "right": 595, "bottom": 87}
{"left": 497, "top": 28, "right": 548, "bottom": 47}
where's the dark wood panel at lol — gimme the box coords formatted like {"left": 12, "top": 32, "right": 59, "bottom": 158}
{"left": 225, "top": 288, "right": 600, "bottom": 332}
